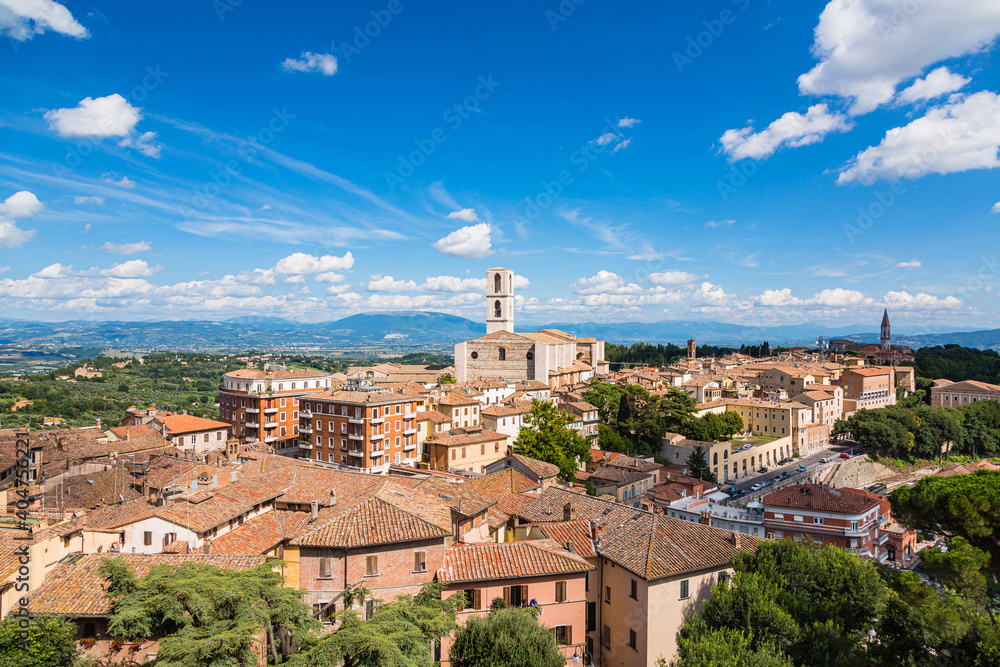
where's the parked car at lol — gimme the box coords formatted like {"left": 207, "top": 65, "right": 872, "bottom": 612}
{"left": 798, "top": 465, "right": 807, "bottom": 472}
{"left": 751, "top": 483, "right": 763, "bottom": 491}
{"left": 758, "top": 467, "right": 768, "bottom": 473}
{"left": 725, "top": 487, "right": 738, "bottom": 495}
{"left": 839, "top": 453, "right": 852, "bottom": 459}
{"left": 820, "top": 457, "right": 831, "bottom": 463}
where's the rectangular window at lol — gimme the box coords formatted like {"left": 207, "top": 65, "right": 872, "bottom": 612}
{"left": 462, "top": 447, "right": 467, "bottom": 458}
{"left": 680, "top": 579, "right": 690, "bottom": 599}
{"left": 280, "top": 398, "right": 286, "bottom": 407}
{"left": 553, "top": 625, "right": 572, "bottom": 646}
{"left": 481, "top": 444, "right": 485, "bottom": 455}
{"left": 366, "top": 555, "right": 379, "bottom": 576}
{"left": 587, "top": 601, "right": 596, "bottom": 632}
{"left": 602, "top": 625, "right": 611, "bottom": 648}
{"left": 143, "top": 531, "right": 152, "bottom": 546}
{"left": 630, "top": 579, "right": 637, "bottom": 599}
{"left": 414, "top": 551, "right": 427, "bottom": 572}
{"left": 629, "top": 629, "right": 637, "bottom": 650}
{"left": 460, "top": 588, "right": 482, "bottom": 611}
{"left": 816, "top": 517, "right": 824, "bottom": 525}
{"left": 503, "top": 585, "right": 528, "bottom": 607}
{"left": 555, "top": 580, "right": 567, "bottom": 603}
{"left": 319, "top": 558, "right": 332, "bottom": 578}
{"left": 341, "top": 423, "right": 347, "bottom": 434}
{"left": 605, "top": 585, "right": 611, "bottom": 603}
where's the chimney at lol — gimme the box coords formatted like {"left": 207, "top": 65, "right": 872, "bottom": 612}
{"left": 203, "top": 539, "right": 212, "bottom": 555}
{"left": 310, "top": 500, "right": 319, "bottom": 522}
{"left": 126, "top": 428, "right": 130, "bottom": 441}
{"left": 566, "top": 540, "right": 574, "bottom": 553}
{"left": 329, "top": 490, "right": 337, "bottom": 507}
{"left": 730, "top": 531, "right": 742, "bottom": 550}
{"left": 563, "top": 502, "right": 574, "bottom": 522}
{"left": 589, "top": 520, "right": 600, "bottom": 541}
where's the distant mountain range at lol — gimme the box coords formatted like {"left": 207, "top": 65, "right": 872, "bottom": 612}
{"left": 0, "top": 313, "right": 995, "bottom": 351}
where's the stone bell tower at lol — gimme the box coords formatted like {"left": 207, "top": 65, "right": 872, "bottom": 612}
{"left": 486, "top": 267, "right": 514, "bottom": 334}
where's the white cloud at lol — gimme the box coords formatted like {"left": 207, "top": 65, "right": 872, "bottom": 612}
{"left": 0, "top": 191, "right": 42, "bottom": 218}
{"left": 720, "top": 104, "right": 853, "bottom": 161}
{"left": 0, "top": 0, "right": 88, "bottom": 41}
{"left": 704, "top": 219, "right": 735, "bottom": 229}
{"left": 314, "top": 271, "right": 346, "bottom": 283}
{"left": 74, "top": 196, "right": 105, "bottom": 206}
{"left": 100, "top": 260, "right": 159, "bottom": 278}
{"left": 992, "top": 201, "right": 1000, "bottom": 213}
{"left": 618, "top": 117, "right": 641, "bottom": 128}
{"left": 758, "top": 288, "right": 802, "bottom": 307}
{"left": 367, "top": 275, "right": 418, "bottom": 292}
{"left": 447, "top": 208, "right": 478, "bottom": 222}
{"left": 838, "top": 92, "right": 1000, "bottom": 184}
{"left": 118, "top": 130, "right": 161, "bottom": 158}
{"left": 281, "top": 51, "right": 338, "bottom": 76}
{"left": 432, "top": 223, "right": 492, "bottom": 259}
{"left": 420, "top": 275, "right": 486, "bottom": 292}
{"left": 691, "top": 281, "right": 730, "bottom": 306}
{"left": 883, "top": 290, "right": 961, "bottom": 309}
{"left": 571, "top": 271, "right": 644, "bottom": 296}
{"left": 234, "top": 268, "right": 276, "bottom": 285}
{"left": 808, "top": 288, "right": 866, "bottom": 307}
{"left": 0, "top": 220, "right": 34, "bottom": 248}
{"left": 648, "top": 271, "right": 699, "bottom": 286}
{"left": 594, "top": 132, "right": 618, "bottom": 146}
{"left": 273, "top": 251, "right": 354, "bottom": 275}
{"left": 101, "top": 241, "right": 151, "bottom": 255}
{"left": 103, "top": 175, "right": 135, "bottom": 189}
{"left": 898, "top": 67, "right": 971, "bottom": 103}
{"left": 45, "top": 94, "right": 141, "bottom": 138}
{"left": 895, "top": 259, "right": 922, "bottom": 268}
{"left": 798, "top": 0, "right": 1000, "bottom": 114}
{"left": 33, "top": 263, "right": 70, "bottom": 279}
{"left": 326, "top": 283, "right": 352, "bottom": 295}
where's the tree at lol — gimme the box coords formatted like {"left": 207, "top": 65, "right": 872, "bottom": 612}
{"left": 0, "top": 615, "right": 82, "bottom": 667}
{"left": 660, "top": 388, "right": 697, "bottom": 434}
{"left": 831, "top": 419, "right": 850, "bottom": 442}
{"left": 670, "top": 626, "right": 792, "bottom": 667}
{"left": 513, "top": 399, "right": 592, "bottom": 481}
{"left": 100, "top": 558, "right": 318, "bottom": 666}
{"left": 290, "top": 583, "right": 460, "bottom": 667}
{"left": 449, "top": 608, "right": 563, "bottom": 667}
{"left": 685, "top": 445, "right": 715, "bottom": 482}
{"left": 583, "top": 381, "right": 623, "bottom": 423}
{"left": 596, "top": 423, "right": 630, "bottom": 453}
{"left": 920, "top": 537, "right": 994, "bottom": 615}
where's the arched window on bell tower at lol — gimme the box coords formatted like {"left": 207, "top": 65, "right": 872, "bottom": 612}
{"left": 494, "top": 273, "right": 502, "bottom": 293}
{"left": 494, "top": 300, "right": 502, "bottom": 318}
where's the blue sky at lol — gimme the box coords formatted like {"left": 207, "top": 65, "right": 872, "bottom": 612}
{"left": 1, "top": 0, "right": 1000, "bottom": 330}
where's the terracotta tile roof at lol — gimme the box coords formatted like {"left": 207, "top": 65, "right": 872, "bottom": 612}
{"left": 291, "top": 496, "right": 450, "bottom": 548}
{"left": 510, "top": 454, "right": 559, "bottom": 480}
{"left": 417, "top": 410, "right": 450, "bottom": 423}
{"left": 588, "top": 467, "right": 651, "bottom": 486}
{"left": 598, "top": 513, "right": 761, "bottom": 581}
{"left": 309, "top": 390, "right": 418, "bottom": 405}
{"left": 428, "top": 429, "right": 508, "bottom": 447}
{"left": 43, "top": 467, "right": 143, "bottom": 509}
{"left": 402, "top": 476, "right": 495, "bottom": 517}
{"left": 156, "top": 414, "right": 230, "bottom": 435}
{"left": 436, "top": 393, "right": 480, "bottom": 406}
{"left": 438, "top": 539, "right": 593, "bottom": 583}
{"left": 154, "top": 473, "right": 291, "bottom": 532}
{"left": 107, "top": 424, "right": 171, "bottom": 449}
{"left": 481, "top": 404, "right": 527, "bottom": 417}
{"left": 88, "top": 498, "right": 161, "bottom": 530}
{"left": 533, "top": 520, "right": 597, "bottom": 559}
{"left": 515, "top": 380, "right": 550, "bottom": 391}
{"left": 517, "top": 488, "right": 637, "bottom": 525}
{"left": 210, "top": 510, "right": 311, "bottom": 555}
{"left": 28, "top": 553, "right": 266, "bottom": 616}
{"left": 463, "top": 468, "right": 540, "bottom": 497}
{"left": 763, "top": 485, "right": 882, "bottom": 514}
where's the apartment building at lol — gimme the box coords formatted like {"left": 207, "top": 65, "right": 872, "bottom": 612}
{"left": 299, "top": 390, "right": 421, "bottom": 473}
{"left": 219, "top": 367, "right": 334, "bottom": 453}
{"left": 832, "top": 367, "right": 897, "bottom": 415}
{"left": 425, "top": 427, "right": 509, "bottom": 474}
{"left": 149, "top": 414, "right": 230, "bottom": 454}
{"left": 930, "top": 378, "right": 1000, "bottom": 407}
{"left": 762, "top": 485, "right": 886, "bottom": 558}
{"left": 756, "top": 366, "right": 830, "bottom": 395}
{"left": 791, "top": 387, "right": 844, "bottom": 425}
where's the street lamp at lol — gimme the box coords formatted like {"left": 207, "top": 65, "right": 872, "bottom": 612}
{"left": 572, "top": 648, "right": 595, "bottom": 667}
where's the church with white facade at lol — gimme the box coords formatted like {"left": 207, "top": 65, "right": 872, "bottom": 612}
{"left": 454, "top": 267, "right": 610, "bottom": 387}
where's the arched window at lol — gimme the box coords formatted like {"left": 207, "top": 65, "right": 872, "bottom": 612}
{"left": 713, "top": 453, "right": 718, "bottom": 465}
{"left": 498, "top": 347, "right": 506, "bottom": 361}
{"left": 494, "top": 300, "right": 502, "bottom": 317}
{"left": 494, "top": 273, "right": 502, "bottom": 293}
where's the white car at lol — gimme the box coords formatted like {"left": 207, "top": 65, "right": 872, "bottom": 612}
{"left": 820, "top": 457, "right": 831, "bottom": 463}
{"left": 751, "top": 483, "right": 764, "bottom": 491}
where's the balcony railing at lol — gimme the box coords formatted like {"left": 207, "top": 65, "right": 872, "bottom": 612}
{"left": 264, "top": 421, "right": 278, "bottom": 429}
{"left": 264, "top": 435, "right": 279, "bottom": 443}
{"left": 349, "top": 417, "right": 364, "bottom": 424}
{"left": 370, "top": 416, "right": 385, "bottom": 425}
{"left": 348, "top": 433, "right": 364, "bottom": 440}
{"left": 246, "top": 421, "right": 259, "bottom": 428}
{"left": 370, "top": 432, "right": 385, "bottom": 441}
{"left": 299, "top": 409, "right": 312, "bottom": 418}
{"left": 299, "top": 442, "right": 313, "bottom": 449}
{"left": 246, "top": 407, "right": 260, "bottom": 414}
{"left": 403, "top": 427, "right": 417, "bottom": 436}
{"left": 299, "top": 426, "right": 312, "bottom": 434}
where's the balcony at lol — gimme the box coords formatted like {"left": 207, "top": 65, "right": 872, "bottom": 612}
{"left": 299, "top": 441, "right": 313, "bottom": 450}
{"left": 246, "top": 407, "right": 259, "bottom": 414}
{"left": 370, "top": 432, "right": 385, "bottom": 441}
{"left": 264, "top": 421, "right": 278, "bottom": 429}
{"left": 349, "top": 416, "right": 364, "bottom": 424}
{"left": 246, "top": 421, "right": 259, "bottom": 428}
{"left": 299, "top": 409, "right": 312, "bottom": 418}
{"left": 370, "top": 416, "right": 384, "bottom": 425}
{"left": 299, "top": 426, "right": 312, "bottom": 434}
{"left": 264, "top": 406, "right": 279, "bottom": 414}
{"left": 264, "top": 435, "right": 279, "bottom": 443}
{"left": 403, "top": 441, "right": 416, "bottom": 451}
{"left": 403, "top": 427, "right": 417, "bottom": 436}
{"left": 404, "top": 412, "right": 416, "bottom": 420}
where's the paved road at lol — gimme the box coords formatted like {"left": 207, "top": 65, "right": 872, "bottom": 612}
{"left": 725, "top": 440, "right": 861, "bottom": 498}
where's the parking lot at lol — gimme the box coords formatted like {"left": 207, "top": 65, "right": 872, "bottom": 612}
{"left": 724, "top": 442, "right": 859, "bottom": 501}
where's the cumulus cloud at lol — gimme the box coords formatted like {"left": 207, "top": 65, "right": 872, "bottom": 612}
{"left": 898, "top": 67, "right": 971, "bottom": 104}
{"left": 273, "top": 251, "right": 354, "bottom": 275}
{"left": 757, "top": 287, "right": 867, "bottom": 307}
{"left": 74, "top": 196, "right": 105, "bottom": 206}
{"left": 648, "top": 270, "right": 699, "bottom": 286}
{"left": 691, "top": 281, "right": 729, "bottom": 306}
{"left": 883, "top": 290, "right": 961, "bottom": 309}
{"left": 572, "top": 271, "right": 644, "bottom": 296}
{"left": 0, "top": 191, "right": 42, "bottom": 219}
{"left": 758, "top": 288, "right": 802, "bottom": 307}
{"left": 992, "top": 201, "right": 1000, "bottom": 213}
{"left": 704, "top": 219, "right": 735, "bottom": 229}
{"left": 314, "top": 271, "right": 346, "bottom": 283}
{"left": 420, "top": 275, "right": 486, "bottom": 292}
{"left": 100, "top": 260, "right": 159, "bottom": 278}
{"left": 281, "top": 51, "right": 338, "bottom": 76}
{"left": 0, "top": 0, "right": 88, "bottom": 41}
{"left": 720, "top": 104, "right": 853, "bottom": 161}
{"left": 368, "top": 275, "right": 418, "bottom": 292}
{"left": 895, "top": 259, "right": 922, "bottom": 268}
{"left": 447, "top": 208, "right": 478, "bottom": 222}
{"left": 0, "top": 190, "right": 41, "bottom": 249}
{"left": 838, "top": 91, "right": 1000, "bottom": 184}
{"left": 797, "top": 0, "right": 1000, "bottom": 114}
{"left": 103, "top": 175, "right": 135, "bottom": 189}
{"left": 617, "top": 117, "right": 641, "bottom": 128}
{"left": 432, "top": 223, "right": 492, "bottom": 259}
{"left": 592, "top": 131, "right": 632, "bottom": 153}
{"left": 45, "top": 94, "right": 160, "bottom": 157}
{"left": 101, "top": 241, "right": 151, "bottom": 255}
